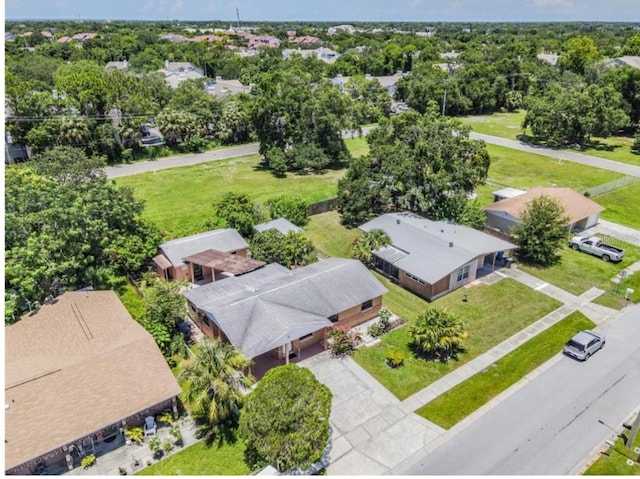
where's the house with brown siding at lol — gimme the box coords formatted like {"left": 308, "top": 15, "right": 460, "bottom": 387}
{"left": 4, "top": 291, "right": 181, "bottom": 475}
{"left": 359, "top": 212, "right": 517, "bottom": 301}
{"left": 153, "top": 229, "right": 263, "bottom": 284}
{"left": 484, "top": 186, "right": 605, "bottom": 235}
{"left": 183, "top": 258, "right": 387, "bottom": 363}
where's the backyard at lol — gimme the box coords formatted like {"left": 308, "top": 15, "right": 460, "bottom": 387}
{"left": 416, "top": 311, "right": 595, "bottom": 429}
{"left": 593, "top": 181, "right": 640, "bottom": 230}
{"left": 354, "top": 277, "right": 562, "bottom": 400}
{"left": 519, "top": 240, "right": 640, "bottom": 310}
{"left": 303, "top": 211, "right": 362, "bottom": 258}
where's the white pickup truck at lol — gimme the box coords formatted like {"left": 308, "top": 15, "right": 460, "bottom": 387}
{"left": 569, "top": 236, "right": 625, "bottom": 262}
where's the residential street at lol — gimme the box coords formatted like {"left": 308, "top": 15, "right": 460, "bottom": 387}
{"left": 104, "top": 128, "right": 640, "bottom": 179}
{"left": 469, "top": 132, "right": 640, "bottom": 177}
{"left": 396, "top": 303, "right": 640, "bottom": 476}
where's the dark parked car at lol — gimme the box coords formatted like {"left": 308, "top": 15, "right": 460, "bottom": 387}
{"left": 563, "top": 330, "right": 605, "bottom": 361}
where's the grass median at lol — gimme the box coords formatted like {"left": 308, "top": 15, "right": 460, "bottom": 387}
{"left": 416, "top": 311, "right": 595, "bottom": 429}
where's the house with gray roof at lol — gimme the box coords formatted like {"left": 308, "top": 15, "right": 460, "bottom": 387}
{"left": 153, "top": 229, "right": 260, "bottom": 284}
{"left": 359, "top": 212, "right": 517, "bottom": 301}
{"left": 254, "top": 218, "right": 302, "bottom": 235}
{"left": 184, "top": 258, "right": 387, "bottom": 363}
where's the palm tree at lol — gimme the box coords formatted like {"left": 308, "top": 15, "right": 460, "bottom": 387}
{"left": 351, "top": 229, "right": 391, "bottom": 267}
{"left": 410, "top": 308, "right": 467, "bottom": 361}
{"left": 179, "top": 338, "right": 254, "bottom": 445}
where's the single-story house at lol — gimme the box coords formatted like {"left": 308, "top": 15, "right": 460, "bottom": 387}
{"left": 153, "top": 229, "right": 263, "bottom": 283}
{"left": 205, "top": 77, "right": 252, "bottom": 99}
{"left": 253, "top": 218, "right": 302, "bottom": 235}
{"left": 4, "top": 291, "right": 181, "bottom": 475}
{"left": 184, "top": 258, "right": 387, "bottom": 362}
{"left": 359, "top": 212, "right": 517, "bottom": 301}
{"left": 601, "top": 55, "right": 640, "bottom": 70}
{"left": 484, "top": 186, "right": 605, "bottom": 234}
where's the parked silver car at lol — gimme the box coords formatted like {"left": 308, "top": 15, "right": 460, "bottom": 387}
{"left": 563, "top": 330, "right": 605, "bottom": 361}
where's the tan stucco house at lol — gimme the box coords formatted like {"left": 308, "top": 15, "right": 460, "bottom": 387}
{"left": 484, "top": 186, "right": 605, "bottom": 235}
{"left": 4, "top": 291, "right": 181, "bottom": 475}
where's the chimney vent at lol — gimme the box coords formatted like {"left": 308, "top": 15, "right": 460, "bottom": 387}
{"left": 449, "top": 242, "right": 454, "bottom": 248}
{"left": 396, "top": 219, "right": 400, "bottom": 225}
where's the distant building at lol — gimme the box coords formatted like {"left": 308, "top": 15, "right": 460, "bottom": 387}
{"left": 327, "top": 24, "right": 355, "bottom": 36}
{"left": 158, "top": 61, "right": 205, "bottom": 89}
{"left": 289, "top": 35, "right": 322, "bottom": 45}
{"left": 283, "top": 47, "right": 340, "bottom": 64}
{"left": 602, "top": 55, "right": 640, "bottom": 69}
{"left": 105, "top": 60, "right": 129, "bottom": 70}
{"left": 416, "top": 27, "right": 437, "bottom": 37}
{"left": 537, "top": 52, "right": 560, "bottom": 66}
{"left": 205, "top": 77, "right": 252, "bottom": 99}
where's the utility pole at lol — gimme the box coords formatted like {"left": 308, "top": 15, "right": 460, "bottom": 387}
{"left": 236, "top": 6, "right": 241, "bottom": 30}
{"left": 629, "top": 409, "right": 640, "bottom": 448}
{"left": 442, "top": 78, "right": 449, "bottom": 116}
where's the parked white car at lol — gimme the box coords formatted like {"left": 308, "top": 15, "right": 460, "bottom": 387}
{"left": 563, "top": 330, "right": 605, "bottom": 361}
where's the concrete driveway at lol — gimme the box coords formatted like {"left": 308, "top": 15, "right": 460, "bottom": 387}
{"left": 300, "top": 352, "right": 444, "bottom": 475}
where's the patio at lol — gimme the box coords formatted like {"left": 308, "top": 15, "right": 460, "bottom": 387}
{"left": 60, "top": 417, "right": 199, "bottom": 476}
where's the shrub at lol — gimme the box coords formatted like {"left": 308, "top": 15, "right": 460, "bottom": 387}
{"left": 170, "top": 424, "right": 183, "bottom": 446}
{"left": 157, "top": 412, "right": 174, "bottom": 425}
{"left": 148, "top": 436, "right": 162, "bottom": 458}
{"left": 386, "top": 348, "right": 405, "bottom": 368}
{"left": 125, "top": 426, "right": 144, "bottom": 445}
{"left": 81, "top": 454, "right": 96, "bottom": 469}
{"left": 119, "top": 466, "right": 128, "bottom": 475}
{"left": 378, "top": 307, "right": 392, "bottom": 322}
{"left": 327, "top": 325, "right": 361, "bottom": 357}
{"left": 162, "top": 439, "right": 173, "bottom": 454}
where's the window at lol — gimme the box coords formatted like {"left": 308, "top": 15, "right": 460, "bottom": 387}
{"left": 456, "top": 265, "right": 470, "bottom": 282}
{"left": 201, "top": 314, "right": 210, "bottom": 327}
{"left": 193, "top": 263, "right": 203, "bottom": 281}
{"left": 361, "top": 300, "right": 373, "bottom": 312}
{"left": 328, "top": 314, "right": 339, "bottom": 323}
{"left": 299, "top": 332, "right": 314, "bottom": 341}
{"left": 404, "top": 272, "right": 425, "bottom": 285}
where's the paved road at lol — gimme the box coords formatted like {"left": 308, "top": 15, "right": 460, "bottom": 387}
{"left": 470, "top": 132, "right": 640, "bottom": 178}
{"left": 397, "top": 303, "right": 640, "bottom": 475}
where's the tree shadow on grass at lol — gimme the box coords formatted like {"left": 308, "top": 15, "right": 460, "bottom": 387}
{"left": 407, "top": 342, "right": 466, "bottom": 364}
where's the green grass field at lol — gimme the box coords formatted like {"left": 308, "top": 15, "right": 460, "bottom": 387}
{"left": 115, "top": 155, "right": 344, "bottom": 235}
{"left": 484, "top": 144, "right": 623, "bottom": 195}
{"left": 520, "top": 240, "right": 640, "bottom": 310}
{"left": 136, "top": 440, "right": 250, "bottom": 476}
{"left": 460, "top": 112, "right": 640, "bottom": 166}
{"left": 354, "top": 278, "right": 562, "bottom": 400}
{"left": 416, "top": 311, "right": 595, "bottom": 429}
{"left": 593, "top": 181, "right": 640, "bottom": 230}
{"left": 304, "top": 211, "right": 362, "bottom": 258}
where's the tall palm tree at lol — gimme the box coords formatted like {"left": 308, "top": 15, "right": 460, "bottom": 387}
{"left": 351, "top": 229, "right": 390, "bottom": 267}
{"left": 410, "top": 308, "right": 467, "bottom": 361}
{"left": 179, "top": 338, "right": 254, "bottom": 444}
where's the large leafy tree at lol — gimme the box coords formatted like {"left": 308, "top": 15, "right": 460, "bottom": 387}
{"left": 156, "top": 109, "right": 201, "bottom": 146}
{"left": 212, "top": 192, "right": 257, "bottom": 237}
{"left": 410, "top": 308, "right": 467, "bottom": 361}
{"left": 559, "top": 36, "right": 601, "bottom": 75}
{"left": 337, "top": 113, "right": 490, "bottom": 226}
{"left": 239, "top": 364, "right": 332, "bottom": 473}
{"left": 264, "top": 195, "right": 309, "bottom": 227}
{"left": 511, "top": 195, "right": 570, "bottom": 267}
{"left": 140, "top": 275, "right": 187, "bottom": 355}
{"left": 5, "top": 148, "right": 160, "bottom": 322}
{"left": 252, "top": 69, "right": 356, "bottom": 174}
{"left": 523, "top": 83, "right": 629, "bottom": 146}
{"left": 180, "top": 338, "right": 254, "bottom": 445}
{"left": 250, "top": 230, "right": 318, "bottom": 268}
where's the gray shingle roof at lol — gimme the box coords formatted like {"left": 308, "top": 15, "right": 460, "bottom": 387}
{"left": 158, "top": 229, "right": 248, "bottom": 268}
{"left": 254, "top": 218, "right": 302, "bottom": 235}
{"left": 184, "top": 258, "right": 387, "bottom": 358}
{"left": 359, "top": 213, "right": 517, "bottom": 284}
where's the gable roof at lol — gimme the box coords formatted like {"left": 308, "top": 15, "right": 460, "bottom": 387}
{"left": 254, "top": 218, "right": 302, "bottom": 235}
{"left": 359, "top": 212, "right": 517, "bottom": 284}
{"left": 484, "top": 187, "right": 605, "bottom": 223}
{"left": 5, "top": 291, "right": 181, "bottom": 471}
{"left": 158, "top": 229, "right": 248, "bottom": 268}
{"left": 182, "top": 249, "right": 265, "bottom": 275}
{"left": 184, "top": 258, "right": 387, "bottom": 358}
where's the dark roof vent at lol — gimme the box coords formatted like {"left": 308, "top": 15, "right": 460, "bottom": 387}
{"left": 449, "top": 242, "right": 454, "bottom": 248}
{"left": 396, "top": 219, "right": 401, "bottom": 224}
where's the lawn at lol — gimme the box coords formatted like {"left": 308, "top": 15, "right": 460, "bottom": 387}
{"left": 115, "top": 155, "right": 344, "bottom": 235}
{"left": 114, "top": 282, "right": 145, "bottom": 320}
{"left": 519, "top": 240, "right": 640, "bottom": 310}
{"left": 416, "top": 311, "right": 595, "bottom": 429}
{"left": 136, "top": 439, "right": 251, "bottom": 476}
{"left": 484, "top": 144, "right": 623, "bottom": 197}
{"left": 460, "top": 112, "right": 640, "bottom": 167}
{"left": 304, "top": 211, "right": 362, "bottom": 258}
{"left": 584, "top": 428, "right": 640, "bottom": 475}
{"left": 594, "top": 181, "right": 640, "bottom": 230}
{"left": 354, "top": 277, "right": 562, "bottom": 400}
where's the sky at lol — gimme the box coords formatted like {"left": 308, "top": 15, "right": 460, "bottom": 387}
{"left": 4, "top": 0, "right": 640, "bottom": 23}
